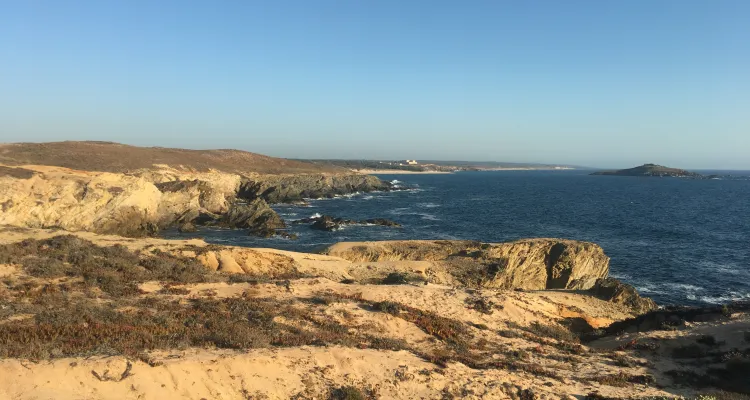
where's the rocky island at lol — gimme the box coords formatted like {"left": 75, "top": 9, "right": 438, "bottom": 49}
{"left": 591, "top": 163, "right": 705, "bottom": 178}
{"left": 0, "top": 142, "right": 748, "bottom": 399}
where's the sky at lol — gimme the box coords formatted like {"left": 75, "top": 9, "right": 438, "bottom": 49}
{"left": 1, "top": 1, "right": 748, "bottom": 169}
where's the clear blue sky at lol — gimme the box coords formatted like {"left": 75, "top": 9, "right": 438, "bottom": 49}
{"left": 1, "top": 1, "right": 748, "bottom": 169}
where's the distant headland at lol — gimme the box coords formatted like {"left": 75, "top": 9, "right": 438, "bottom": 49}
{"left": 300, "top": 159, "right": 577, "bottom": 173}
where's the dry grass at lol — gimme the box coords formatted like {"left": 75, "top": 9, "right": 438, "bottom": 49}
{"left": 591, "top": 372, "right": 656, "bottom": 387}
{"left": 0, "top": 236, "right": 216, "bottom": 296}
{"left": 0, "top": 141, "right": 343, "bottom": 174}
{"left": 0, "top": 294, "right": 390, "bottom": 360}
{"left": 0, "top": 166, "right": 35, "bottom": 179}
{"left": 371, "top": 300, "right": 470, "bottom": 348}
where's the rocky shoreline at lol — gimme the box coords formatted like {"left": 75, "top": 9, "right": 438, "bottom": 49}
{"left": 0, "top": 163, "right": 393, "bottom": 238}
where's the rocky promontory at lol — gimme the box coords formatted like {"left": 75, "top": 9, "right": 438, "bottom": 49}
{"left": 0, "top": 142, "right": 393, "bottom": 238}
{"left": 591, "top": 163, "right": 704, "bottom": 178}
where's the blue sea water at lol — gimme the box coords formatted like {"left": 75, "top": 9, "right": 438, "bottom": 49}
{"left": 165, "top": 170, "right": 750, "bottom": 306}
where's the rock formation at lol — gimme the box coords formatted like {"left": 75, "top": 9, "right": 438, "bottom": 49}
{"left": 239, "top": 174, "right": 391, "bottom": 204}
{"left": 587, "top": 277, "right": 657, "bottom": 314}
{"left": 324, "top": 239, "right": 611, "bottom": 290}
{"left": 292, "top": 214, "right": 401, "bottom": 231}
{"left": 0, "top": 164, "right": 390, "bottom": 238}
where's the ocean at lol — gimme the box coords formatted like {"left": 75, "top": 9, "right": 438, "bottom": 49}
{"left": 165, "top": 170, "right": 750, "bottom": 306}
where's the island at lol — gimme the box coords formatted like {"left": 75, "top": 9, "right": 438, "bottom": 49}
{"left": 591, "top": 163, "right": 704, "bottom": 178}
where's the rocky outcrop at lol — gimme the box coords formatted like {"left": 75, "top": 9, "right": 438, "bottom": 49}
{"left": 0, "top": 165, "right": 173, "bottom": 237}
{"left": 594, "top": 302, "right": 750, "bottom": 337}
{"left": 292, "top": 215, "right": 401, "bottom": 231}
{"left": 239, "top": 174, "right": 392, "bottom": 203}
{"left": 324, "top": 239, "right": 610, "bottom": 290}
{"left": 217, "top": 200, "right": 287, "bottom": 237}
{"left": 587, "top": 278, "right": 657, "bottom": 314}
{"left": 0, "top": 161, "right": 392, "bottom": 238}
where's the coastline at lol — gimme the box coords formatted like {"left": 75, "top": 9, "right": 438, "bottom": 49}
{"left": 354, "top": 167, "right": 576, "bottom": 174}
{"left": 2, "top": 143, "right": 748, "bottom": 398}
{"left": 353, "top": 169, "right": 453, "bottom": 174}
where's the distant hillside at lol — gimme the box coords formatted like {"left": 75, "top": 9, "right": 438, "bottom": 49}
{"left": 301, "top": 159, "right": 578, "bottom": 172}
{"left": 591, "top": 164, "right": 704, "bottom": 178}
{"left": 420, "top": 160, "right": 582, "bottom": 169}
{"left": 0, "top": 141, "right": 345, "bottom": 175}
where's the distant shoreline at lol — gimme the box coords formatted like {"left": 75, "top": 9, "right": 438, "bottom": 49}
{"left": 355, "top": 167, "right": 575, "bottom": 174}
{"left": 353, "top": 169, "right": 453, "bottom": 174}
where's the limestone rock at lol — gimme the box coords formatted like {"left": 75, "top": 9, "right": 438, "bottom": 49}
{"left": 177, "top": 222, "right": 198, "bottom": 233}
{"left": 239, "top": 174, "right": 392, "bottom": 203}
{"left": 219, "top": 199, "right": 286, "bottom": 237}
{"left": 0, "top": 163, "right": 390, "bottom": 238}
{"left": 588, "top": 278, "right": 657, "bottom": 314}
{"left": 324, "top": 239, "right": 610, "bottom": 290}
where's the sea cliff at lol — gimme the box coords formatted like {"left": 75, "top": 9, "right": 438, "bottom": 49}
{"left": 0, "top": 143, "right": 392, "bottom": 237}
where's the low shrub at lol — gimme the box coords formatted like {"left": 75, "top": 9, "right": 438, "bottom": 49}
{"left": 527, "top": 321, "right": 579, "bottom": 343}
{"left": 592, "top": 372, "right": 655, "bottom": 387}
{"left": 673, "top": 344, "right": 708, "bottom": 359}
{"left": 329, "top": 386, "right": 366, "bottom": 400}
{"left": 0, "top": 236, "right": 216, "bottom": 296}
{"left": 465, "top": 296, "right": 496, "bottom": 315}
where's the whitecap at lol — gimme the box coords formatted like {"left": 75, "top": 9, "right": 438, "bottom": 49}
{"left": 698, "top": 291, "right": 750, "bottom": 304}
{"left": 418, "top": 202, "right": 440, "bottom": 208}
{"left": 419, "top": 213, "right": 440, "bottom": 221}
{"left": 698, "top": 260, "right": 747, "bottom": 276}
{"left": 635, "top": 283, "right": 666, "bottom": 295}
{"left": 665, "top": 283, "right": 704, "bottom": 292}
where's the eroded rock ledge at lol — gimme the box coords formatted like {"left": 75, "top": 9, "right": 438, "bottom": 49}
{"left": 323, "top": 239, "right": 655, "bottom": 313}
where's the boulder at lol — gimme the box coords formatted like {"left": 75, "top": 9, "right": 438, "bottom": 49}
{"left": 293, "top": 215, "right": 401, "bottom": 231}
{"left": 364, "top": 218, "right": 401, "bottom": 227}
{"left": 587, "top": 278, "right": 657, "bottom": 314}
{"left": 177, "top": 222, "right": 198, "bottom": 233}
{"left": 221, "top": 199, "right": 286, "bottom": 237}
{"left": 310, "top": 215, "right": 342, "bottom": 231}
